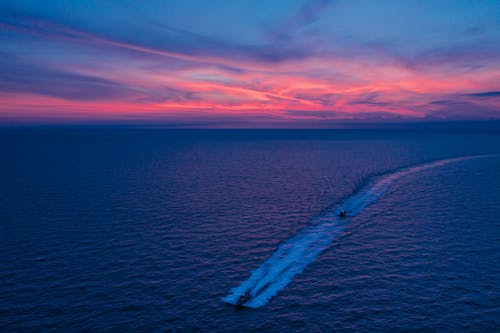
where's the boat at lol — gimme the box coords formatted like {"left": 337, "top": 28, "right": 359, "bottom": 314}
{"left": 236, "top": 291, "right": 251, "bottom": 307}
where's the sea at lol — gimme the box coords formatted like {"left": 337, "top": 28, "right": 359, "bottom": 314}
{"left": 1, "top": 128, "right": 499, "bottom": 332}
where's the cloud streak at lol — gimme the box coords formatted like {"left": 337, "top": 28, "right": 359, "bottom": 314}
{"left": 0, "top": 0, "right": 499, "bottom": 125}
{"left": 0, "top": 58, "right": 138, "bottom": 101}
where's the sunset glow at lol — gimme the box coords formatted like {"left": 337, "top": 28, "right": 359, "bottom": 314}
{"left": 1, "top": 0, "right": 499, "bottom": 126}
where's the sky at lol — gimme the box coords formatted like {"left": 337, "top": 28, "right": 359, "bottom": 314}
{"left": 1, "top": 0, "right": 500, "bottom": 127}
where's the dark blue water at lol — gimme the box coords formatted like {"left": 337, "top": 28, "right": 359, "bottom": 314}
{"left": 1, "top": 129, "right": 499, "bottom": 331}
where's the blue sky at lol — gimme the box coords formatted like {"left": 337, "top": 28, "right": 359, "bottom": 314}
{"left": 1, "top": 0, "right": 499, "bottom": 126}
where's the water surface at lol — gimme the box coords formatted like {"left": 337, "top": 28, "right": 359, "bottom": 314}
{"left": 1, "top": 129, "right": 499, "bottom": 331}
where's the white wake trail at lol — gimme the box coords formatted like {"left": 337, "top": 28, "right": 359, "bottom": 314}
{"left": 222, "top": 154, "right": 496, "bottom": 308}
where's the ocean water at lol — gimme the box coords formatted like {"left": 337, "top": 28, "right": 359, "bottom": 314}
{"left": 1, "top": 128, "right": 499, "bottom": 332}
